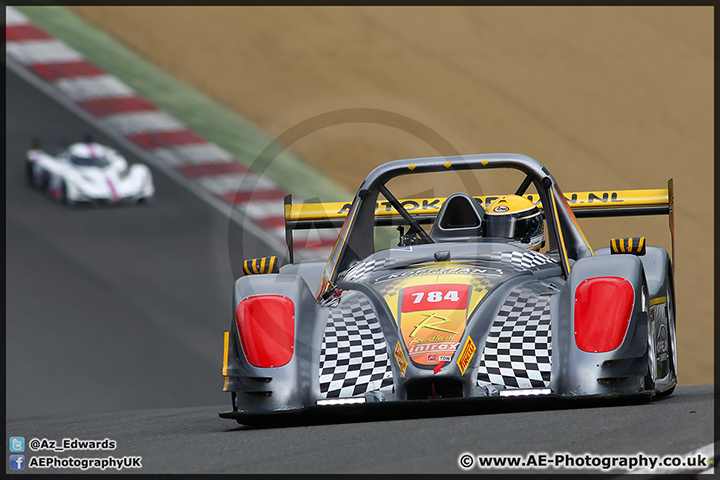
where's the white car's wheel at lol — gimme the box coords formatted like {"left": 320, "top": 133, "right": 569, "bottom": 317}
{"left": 60, "top": 181, "right": 76, "bottom": 206}
{"left": 26, "top": 162, "right": 47, "bottom": 190}
{"left": 25, "top": 161, "right": 34, "bottom": 187}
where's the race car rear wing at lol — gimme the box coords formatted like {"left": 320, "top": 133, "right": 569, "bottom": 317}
{"left": 284, "top": 180, "right": 674, "bottom": 265}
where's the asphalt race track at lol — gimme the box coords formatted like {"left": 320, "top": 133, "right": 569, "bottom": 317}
{"left": 5, "top": 66, "right": 715, "bottom": 474}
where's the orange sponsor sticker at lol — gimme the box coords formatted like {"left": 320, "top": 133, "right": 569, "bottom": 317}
{"left": 456, "top": 336, "right": 476, "bottom": 375}
{"left": 394, "top": 341, "right": 408, "bottom": 377}
{"left": 401, "top": 310, "right": 465, "bottom": 365}
{"left": 399, "top": 284, "right": 470, "bottom": 366}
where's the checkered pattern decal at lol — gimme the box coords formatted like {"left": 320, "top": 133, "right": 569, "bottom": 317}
{"left": 373, "top": 279, "right": 404, "bottom": 298}
{"left": 477, "top": 285, "right": 552, "bottom": 389}
{"left": 339, "top": 258, "right": 397, "bottom": 282}
{"left": 485, "top": 250, "right": 557, "bottom": 270}
{"left": 319, "top": 294, "right": 394, "bottom": 398}
{"left": 468, "top": 274, "right": 499, "bottom": 294}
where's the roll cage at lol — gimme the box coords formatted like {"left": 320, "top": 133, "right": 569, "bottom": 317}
{"left": 315, "top": 154, "right": 595, "bottom": 299}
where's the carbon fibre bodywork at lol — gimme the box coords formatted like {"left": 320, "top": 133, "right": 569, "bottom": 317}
{"left": 220, "top": 154, "right": 676, "bottom": 424}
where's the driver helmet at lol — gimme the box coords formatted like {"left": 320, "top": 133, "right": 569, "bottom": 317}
{"left": 484, "top": 195, "right": 545, "bottom": 251}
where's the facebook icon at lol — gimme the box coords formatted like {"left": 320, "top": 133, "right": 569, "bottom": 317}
{"left": 10, "top": 455, "right": 25, "bottom": 470}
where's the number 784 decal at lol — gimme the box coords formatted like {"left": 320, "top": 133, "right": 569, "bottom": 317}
{"left": 399, "top": 284, "right": 470, "bottom": 366}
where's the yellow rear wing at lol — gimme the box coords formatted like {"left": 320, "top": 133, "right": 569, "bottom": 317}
{"left": 284, "top": 180, "right": 674, "bottom": 269}
{"left": 285, "top": 186, "right": 671, "bottom": 227}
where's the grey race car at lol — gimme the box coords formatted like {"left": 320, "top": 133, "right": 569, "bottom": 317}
{"left": 220, "top": 153, "right": 677, "bottom": 425}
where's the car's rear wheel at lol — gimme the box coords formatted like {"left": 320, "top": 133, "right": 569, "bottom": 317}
{"left": 643, "top": 284, "right": 657, "bottom": 393}
{"left": 643, "top": 334, "right": 656, "bottom": 393}
{"left": 657, "top": 272, "right": 677, "bottom": 396}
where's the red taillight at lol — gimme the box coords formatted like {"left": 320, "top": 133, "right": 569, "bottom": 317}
{"left": 235, "top": 295, "right": 295, "bottom": 367}
{"left": 574, "top": 277, "right": 634, "bottom": 353}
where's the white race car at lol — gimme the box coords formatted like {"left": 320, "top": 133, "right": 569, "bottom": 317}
{"left": 26, "top": 139, "right": 155, "bottom": 205}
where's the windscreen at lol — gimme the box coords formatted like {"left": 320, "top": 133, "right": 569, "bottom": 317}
{"left": 70, "top": 155, "right": 109, "bottom": 167}
{"left": 373, "top": 168, "right": 545, "bottom": 251}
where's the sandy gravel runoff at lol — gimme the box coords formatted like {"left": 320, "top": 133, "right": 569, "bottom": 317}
{"left": 71, "top": 6, "right": 712, "bottom": 385}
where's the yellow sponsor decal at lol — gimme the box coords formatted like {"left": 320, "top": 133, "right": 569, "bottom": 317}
{"left": 394, "top": 341, "right": 408, "bottom": 377}
{"left": 650, "top": 296, "right": 667, "bottom": 306}
{"left": 554, "top": 184, "right": 594, "bottom": 256}
{"left": 550, "top": 192, "right": 571, "bottom": 274}
{"left": 377, "top": 262, "right": 498, "bottom": 328}
{"left": 402, "top": 310, "right": 465, "bottom": 365}
{"left": 222, "top": 331, "right": 231, "bottom": 392}
{"left": 395, "top": 282, "right": 477, "bottom": 366}
{"left": 286, "top": 189, "right": 669, "bottom": 222}
{"left": 409, "top": 313, "right": 457, "bottom": 337}
{"left": 222, "top": 331, "right": 230, "bottom": 376}
{"left": 456, "top": 336, "right": 477, "bottom": 375}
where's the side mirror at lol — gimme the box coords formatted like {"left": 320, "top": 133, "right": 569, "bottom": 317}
{"left": 610, "top": 237, "right": 646, "bottom": 256}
